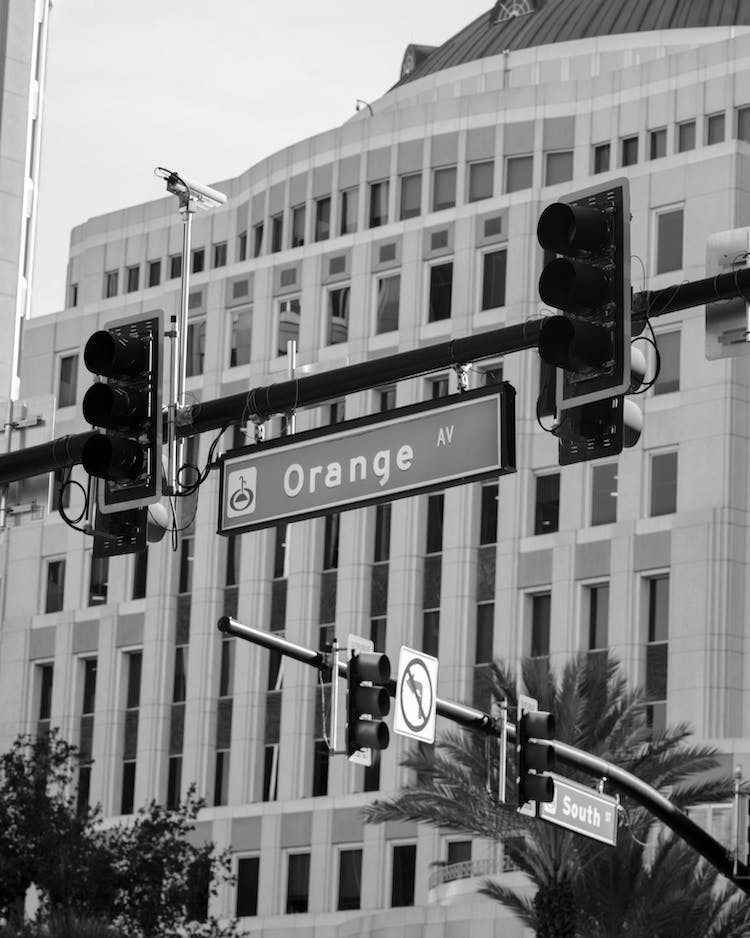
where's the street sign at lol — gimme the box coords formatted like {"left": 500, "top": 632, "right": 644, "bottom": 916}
{"left": 394, "top": 646, "right": 438, "bottom": 743}
{"left": 218, "top": 383, "right": 515, "bottom": 535}
{"left": 538, "top": 774, "right": 619, "bottom": 845}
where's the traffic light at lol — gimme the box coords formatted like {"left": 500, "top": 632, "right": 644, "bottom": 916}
{"left": 81, "top": 311, "right": 163, "bottom": 512}
{"left": 346, "top": 651, "right": 391, "bottom": 757}
{"left": 537, "top": 178, "right": 631, "bottom": 410}
{"left": 517, "top": 709, "right": 556, "bottom": 806}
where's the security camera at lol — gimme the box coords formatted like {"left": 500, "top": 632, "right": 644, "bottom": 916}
{"left": 155, "top": 167, "right": 227, "bottom": 209}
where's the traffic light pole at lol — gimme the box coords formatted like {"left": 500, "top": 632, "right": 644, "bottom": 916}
{"left": 218, "top": 614, "right": 750, "bottom": 893}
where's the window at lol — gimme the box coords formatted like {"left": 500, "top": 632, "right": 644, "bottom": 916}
{"left": 340, "top": 187, "right": 358, "bottom": 235}
{"left": 653, "top": 331, "right": 680, "bottom": 394}
{"left": 57, "top": 354, "right": 78, "bottom": 408}
{"left": 376, "top": 273, "right": 400, "bottom": 333}
{"left": 126, "top": 265, "right": 139, "bottom": 292}
{"left": 530, "top": 593, "right": 551, "bottom": 658}
{"left": 707, "top": 112, "right": 725, "bottom": 145}
{"left": 545, "top": 150, "right": 573, "bottom": 186}
{"left": 432, "top": 166, "right": 456, "bottom": 212}
{"left": 468, "top": 160, "right": 493, "bottom": 202}
{"left": 68, "top": 282, "right": 78, "bottom": 307}
{"left": 391, "top": 844, "right": 416, "bottom": 907}
{"left": 148, "top": 260, "right": 161, "bottom": 287}
{"left": 481, "top": 249, "right": 507, "bottom": 310}
{"left": 45, "top": 559, "right": 65, "bottom": 613}
{"left": 337, "top": 848, "right": 363, "bottom": 910}
{"left": 191, "top": 248, "right": 205, "bottom": 274}
{"left": 480, "top": 482, "right": 499, "bottom": 545}
{"left": 430, "top": 376, "right": 449, "bottom": 399}
{"left": 591, "top": 463, "right": 617, "bottom": 526}
{"left": 314, "top": 197, "right": 330, "bottom": 241}
{"left": 185, "top": 319, "right": 206, "bottom": 377}
{"left": 428, "top": 262, "right": 453, "bottom": 322}
{"left": 506, "top": 155, "right": 533, "bottom": 192}
{"left": 253, "top": 223, "right": 263, "bottom": 258}
{"left": 291, "top": 205, "right": 305, "bottom": 247}
{"left": 237, "top": 230, "right": 248, "bottom": 262}
{"left": 104, "top": 270, "right": 118, "bottom": 298}
{"left": 286, "top": 853, "right": 310, "bottom": 913}
{"left": 621, "top": 136, "right": 638, "bottom": 166}
{"left": 534, "top": 473, "right": 560, "bottom": 535}
{"left": 132, "top": 548, "right": 148, "bottom": 600}
{"left": 650, "top": 451, "right": 678, "bottom": 516}
{"left": 327, "top": 285, "right": 350, "bottom": 344}
{"left": 212, "top": 242, "right": 227, "bottom": 268}
{"left": 656, "top": 209, "right": 684, "bottom": 274}
{"left": 88, "top": 555, "right": 108, "bottom": 606}
{"left": 738, "top": 105, "right": 750, "bottom": 142}
{"left": 271, "top": 214, "right": 283, "bottom": 253}
{"left": 400, "top": 172, "right": 421, "bottom": 219}
{"left": 646, "top": 576, "right": 669, "bottom": 731}
{"left": 37, "top": 663, "right": 53, "bottom": 736}
{"left": 277, "top": 297, "right": 300, "bottom": 355}
{"left": 229, "top": 306, "right": 252, "bottom": 367}
{"left": 649, "top": 129, "right": 666, "bottom": 160}
{"left": 678, "top": 120, "right": 696, "bottom": 152}
{"left": 78, "top": 657, "right": 97, "bottom": 812}
{"left": 587, "top": 584, "right": 609, "bottom": 651}
{"left": 369, "top": 180, "right": 389, "bottom": 228}
{"left": 379, "top": 386, "right": 396, "bottom": 412}
{"left": 593, "top": 143, "right": 610, "bottom": 174}
{"left": 169, "top": 254, "right": 182, "bottom": 279}
{"left": 121, "top": 651, "right": 142, "bottom": 815}
{"left": 236, "top": 856, "right": 259, "bottom": 917}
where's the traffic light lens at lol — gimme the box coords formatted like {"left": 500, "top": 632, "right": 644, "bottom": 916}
{"left": 350, "top": 720, "right": 390, "bottom": 752}
{"left": 537, "top": 202, "right": 609, "bottom": 256}
{"left": 84, "top": 330, "right": 148, "bottom": 379}
{"left": 539, "top": 315, "right": 611, "bottom": 373}
{"left": 82, "top": 383, "right": 149, "bottom": 430}
{"left": 539, "top": 257, "right": 608, "bottom": 315}
{"left": 352, "top": 684, "right": 390, "bottom": 719}
{"left": 82, "top": 433, "right": 145, "bottom": 481}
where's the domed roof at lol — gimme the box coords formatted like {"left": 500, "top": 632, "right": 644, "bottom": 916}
{"left": 398, "top": 0, "right": 750, "bottom": 84}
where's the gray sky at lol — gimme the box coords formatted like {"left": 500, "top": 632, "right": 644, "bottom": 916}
{"left": 33, "top": 0, "right": 491, "bottom": 317}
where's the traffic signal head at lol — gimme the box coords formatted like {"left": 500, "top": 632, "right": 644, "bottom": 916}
{"left": 517, "top": 709, "right": 556, "bottom": 806}
{"left": 537, "top": 178, "right": 631, "bottom": 411}
{"left": 81, "top": 311, "right": 163, "bottom": 512}
{"left": 346, "top": 651, "right": 391, "bottom": 757}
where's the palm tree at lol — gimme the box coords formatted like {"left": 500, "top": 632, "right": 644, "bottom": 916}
{"left": 363, "top": 652, "right": 749, "bottom": 938}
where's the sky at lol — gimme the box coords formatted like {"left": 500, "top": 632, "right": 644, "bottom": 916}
{"left": 33, "top": 0, "right": 492, "bottom": 317}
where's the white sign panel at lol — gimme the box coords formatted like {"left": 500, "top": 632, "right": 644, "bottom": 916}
{"left": 394, "top": 646, "right": 438, "bottom": 743}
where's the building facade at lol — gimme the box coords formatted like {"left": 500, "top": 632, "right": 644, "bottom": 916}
{"left": 3, "top": 2, "right": 750, "bottom": 933}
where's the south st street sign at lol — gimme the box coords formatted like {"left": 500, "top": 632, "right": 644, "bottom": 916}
{"left": 218, "top": 383, "right": 515, "bottom": 534}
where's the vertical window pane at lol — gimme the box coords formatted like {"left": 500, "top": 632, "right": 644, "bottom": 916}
{"left": 237, "top": 231, "right": 248, "bottom": 262}
{"left": 678, "top": 121, "right": 696, "bottom": 152}
{"left": 648, "top": 577, "right": 669, "bottom": 642}
{"left": 544, "top": 151, "right": 573, "bottom": 185}
{"left": 649, "top": 129, "right": 666, "bottom": 160}
{"left": 468, "top": 160, "right": 493, "bottom": 202}
{"left": 278, "top": 297, "right": 301, "bottom": 355}
{"left": 376, "top": 274, "right": 400, "bottom": 333}
{"left": 340, "top": 187, "right": 358, "bottom": 234}
{"left": 738, "top": 106, "right": 750, "bottom": 142}
{"left": 653, "top": 331, "right": 680, "bottom": 394}
{"left": 531, "top": 593, "right": 551, "bottom": 658}
{"left": 650, "top": 452, "right": 678, "bottom": 516}
{"left": 621, "top": 136, "right": 638, "bottom": 166}
{"left": 480, "top": 483, "right": 498, "bottom": 544}
{"left": 169, "top": 255, "right": 182, "bottom": 279}
{"left": 45, "top": 559, "right": 65, "bottom": 613}
{"left": 314, "top": 197, "right": 331, "bottom": 242}
{"left": 426, "top": 493, "right": 444, "bottom": 554}
{"left": 534, "top": 474, "right": 560, "bottom": 535}
{"left": 707, "top": 112, "right": 725, "bottom": 145}
{"left": 236, "top": 857, "right": 259, "bottom": 917}
{"left": 88, "top": 555, "right": 108, "bottom": 606}
{"left": 656, "top": 210, "right": 684, "bottom": 274}
{"left": 253, "top": 223, "right": 263, "bottom": 257}
{"left": 591, "top": 464, "right": 617, "bottom": 526}
{"left": 148, "top": 260, "right": 161, "bottom": 287}
{"left": 475, "top": 603, "right": 494, "bottom": 663}
{"left": 121, "top": 761, "right": 136, "bottom": 815}
{"left": 593, "top": 143, "right": 610, "bottom": 174}
{"left": 432, "top": 166, "right": 456, "bottom": 211}
{"left": 481, "top": 250, "right": 507, "bottom": 310}
{"left": 271, "top": 214, "right": 283, "bottom": 253}
{"left": 338, "top": 849, "right": 362, "bottom": 910}
{"left": 391, "top": 844, "right": 416, "bottom": 907}
{"left": 588, "top": 585, "right": 609, "bottom": 649}
{"left": 230, "top": 307, "right": 252, "bottom": 367}
{"left": 428, "top": 262, "right": 453, "bottom": 322}
{"left": 286, "top": 853, "right": 310, "bottom": 913}
{"left": 291, "top": 206, "right": 305, "bottom": 248}
{"left": 191, "top": 248, "right": 205, "bottom": 274}
{"left": 58, "top": 355, "right": 78, "bottom": 408}
{"left": 327, "top": 286, "right": 350, "bottom": 345}
{"left": 185, "top": 320, "right": 206, "bottom": 377}
{"left": 374, "top": 503, "right": 391, "bottom": 562}
{"left": 369, "top": 181, "right": 389, "bottom": 228}
{"left": 506, "top": 155, "right": 533, "bottom": 192}
{"left": 132, "top": 548, "right": 148, "bottom": 600}
{"left": 400, "top": 173, "right": 421, "bottom": 219}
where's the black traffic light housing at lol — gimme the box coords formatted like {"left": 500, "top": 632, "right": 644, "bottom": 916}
{"left": 346, "top": 651, "right": 391, "bottom": 757}
{"left": 537, "top": 178, "right": 631, "bottom": 411}
{"left": 81, "top": 311, "right": 163, "bottom": 512}
{"left": 517, "top": 709, "right": 556, "bottom": 806}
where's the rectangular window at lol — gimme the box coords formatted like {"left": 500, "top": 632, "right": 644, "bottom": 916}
{"left": 426, "top": 492, "right": 444, "bottom": 554}
{"left": 178, "top": 535, "right": 194, "bottom": 595}
{"left": 68, "top": 283, "right": 78, "bottom": 307}
{"left": 126, "top": 265, "right": 140, "bottom": 292}
{"left": 678, "top": 120, "right": 696, "bottom": 152}
{"left": 169, "top": 254, "right": 182, "bottom": 279}
{"left": 646, "top": 576, "right": 669, "bottom": 731}
{"left": 379, "top": 386, "right": 396, "bottom": 412}
{"left": 534, "top": 473, "right": 560, "bottom": 535}
{"left": 253, "top": 223, "right": 264, "bottom": 257}
{"left": 88, "top": 555, "right": 108, "bottom": 606}
{"left": 480, "top": 482, "right": 499, "bottom": 545}
{"left": 431, "top": 376, "right": 449, "bottom": 399}
{"left": 45, "top": 559, "right": 65, "bottom": 613}
{"left": 588, "top": 584, "right": 609, "bottom": 650}
{"left": 593, "top": 143, "right": 610, "bottom": 174}
{"left": 277, "top": 296, "right": 301, "bottom": 355}
{"left": 185, "top": 320, "right": 206, "bottom": 377}
{"left": 148, "top": 260, "right": 161, "bottom": 287}
{"left": 649, "top": 129, "right": 666, "bottom": 160}
{"left": 468, "top": 160, "right": 493, "bottom": 202}
{"left": 591, "top": 463, "right": 617, "bottom": 526}
{"left": 656, "top": 209, "right": 684, "bottom": 274}
{"left": 650, "top": 451, "right": 678, "bottom": 516}
{"left": 338, "top": 848, "right": 363, "bottom": 910}
{"left": 506, "top": 155, "right": 533, "bottom": 192}
{"left": 291, "top": 205, "right": 305, "bottom": 248}
{"left": 475, "top": 602, "right": 494, "bottom": 664}
{"left": 428, "top": 262, "right": 453, "bottom": 322}
{"left": 236, "top": 856, "right": 260, "bottom": 917}
{"left": 340, "top": 187, "right": 358, "bottom": 235}
{"left": 376, "top": 273, "right": 400, "bottom": 333}
{"left": 707, "top": 112, "right": 725, "bottom": 145}
{"left": 121, "top": 762, "right": 136, "bottom": 816}
{"left": 229, "top": 306, "right": 252, "bottom": 367}
{"left": 531, "top": 593, "right": 551, "bottom": 658}
{"left": 400, "top": 172, "right": 421, "bottom": 220}
{"left": 391, "top": 844, "right": 416, "bottom": 907}
{"left": 286, "top": 853, "right": 311, "bottom": 913}
{"left": 57, "top": 354, "right": 78, "bottom": 408}
{"left": 314, "top": 197, "right": 331, "bottom": 241}
{"left": 38, "top": 663, "right": 53, "bottom": 735}
{"left": 104, "top": 270, "right": 118, "bottom": 298}
{"left": 132, "top": 548, "right": 148, "bottom": 600}
{"left": 121, "top": 651, "right": 142, "bottom": 815}
{"left": 327, "top": 285, "right": 350, "bottom": 344}
{"left": 212, "top": 241, "right": 227, "bottom": 268}
{"left": 369, "top": 180, "right": 389, "bottom": 228}
{"left": 237, "top": 230, "right": 248, "bottom": 261}
{"left": 653, "top": 330, "right": 680, "bottom": 394}
{"left": 481, "top": 249, "right": 507, "bottom": 310}
{"left": 432, "top": 166, "right": 457, "bottom": 212}
{"left": 214, "top": 749, "right": 230, "bottom": 807}
{"left": 271, "top": 214, "right": 284, "bottom": 253}
{"left": 621, "top": 136, "right": 639, "bottom": 166}
{"left": 191, "top": 248, "right": 205, "bottom": 274}
{"left": 738, "top": 105, "right": 750, "bottom": 142}
{"left": 166, "top": 756, "right": 181, "bottom": 811}
{"left": 374, "top": 502, "right": 392, "bottom": 562}
{"left": 545, "top": 150, "right": 573, "bottom": 186}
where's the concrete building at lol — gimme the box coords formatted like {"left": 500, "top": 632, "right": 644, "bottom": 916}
{"left": 3, "top": 1, "right": 750, "bottom": 933}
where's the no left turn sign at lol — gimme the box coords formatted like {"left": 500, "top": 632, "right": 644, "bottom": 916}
{"left": 394, "top": 646, "right": 438, "bottom": 743}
